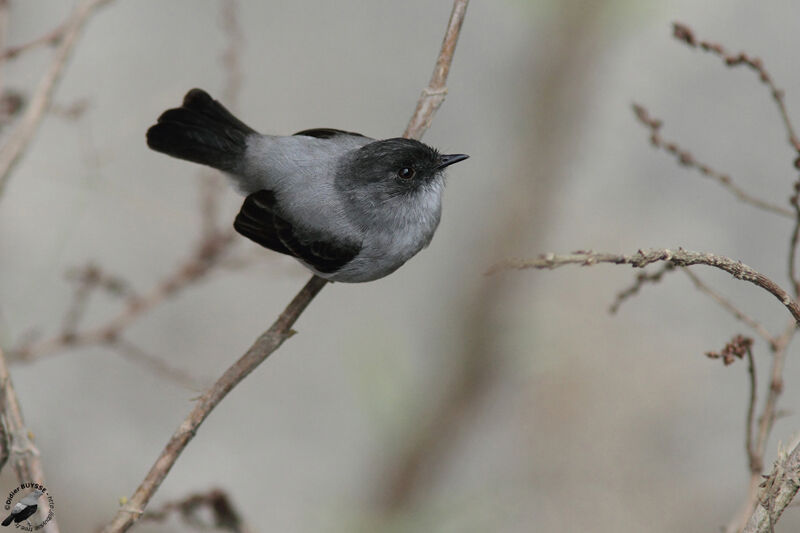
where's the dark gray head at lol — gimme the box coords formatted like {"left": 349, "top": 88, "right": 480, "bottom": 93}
{"left": 336, "top": 137, "right": 467, "bottom": 231}
{"left": 343, "top": 138, "right": 468, "bottom": 194}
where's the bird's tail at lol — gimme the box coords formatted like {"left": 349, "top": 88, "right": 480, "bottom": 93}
{"left": 146, "top": 88, "right": 256, "bottom": 172}
{"left": 2, "top": 514, "right": 14, "bottom": 526}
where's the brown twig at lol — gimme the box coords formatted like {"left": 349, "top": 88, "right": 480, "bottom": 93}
{"left": 12, "top": 232, "right": 236, "bottom": 362}
{"left": 743, "top": 438, "right": 800, "bottom": 533}
{"left": 489, "top": 249, "right": 800, "bottom": 324}
{"left": 0, "top": 0, "right": 113, "bottom": 200}
{"left": 140, "top": 487, "right": 249, "bottom": 532}
{"left": 0, "top": 21, "right": 68, "bottom": 62}
{"left": 745, "top": 344, "right": 759, "bottom": 472}
{"left": 110, "top": 338, "right": 207, "bottom": 391}
{"left": 102, "top": 274, "right": 328, "bottom": 533}
{"left": 672, "top": 22, "right": 800, "bottom": 154}
{"left": 101, "top": 2, "right": 469, "bottom": 530}
{"left": 682, "top": 268, "right": 776, "bottom": 348}
{"left": 0, "top": 348, "right": 60, "bottom": 533}
{"left": 632, "top": 104, "right": 793, "bottom": 218}
{"left": 403, "top": 0, "right": 469, "bottom": 140}
{"left": 608, "top": 262, "right": 675, "bottom": 314}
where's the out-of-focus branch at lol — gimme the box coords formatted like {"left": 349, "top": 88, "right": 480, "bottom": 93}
{"left": 0, "top": 348, "right": 60, "bottom": 533}
{"left": 489, "top": 249, "right": 800, "bottom": 324}
{"left": 632, "top": 104, "right": 793, "bottom": 218}
{"left": 672, "top": 22, "right": 800, "bottom": 154}
{"left": 682, "top": 268, "right": 776, "bottom": 348}
{"left": 11, "top": 232, "right": 235, "bottom": 363}
{"left": 0, "top": 0, "right": 114, "bottom": 200}
{"left": 101, "top": 2, "right": 469, "bottom": 531}
{"left": 0, "top": 20, "right": 67, "bottom": 63}
{"left": 140, "top": 487, "right": 252, "bottom": 533}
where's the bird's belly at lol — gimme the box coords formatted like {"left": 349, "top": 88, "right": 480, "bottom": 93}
{"left": 326, "top": 231, "right": 426, "bottom": 282}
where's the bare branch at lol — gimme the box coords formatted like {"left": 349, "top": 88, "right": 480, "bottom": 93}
{"left": 609, "top": 262, "right": 675, "bottom": 314}
{"left": 632, "top": 104, "right": 793, "bottom": 218}
{"left": 403, "top": 0, "right": 469, "bottom": 140}
{"left": 743, "top": 439, "right": 800, "bottom": 532}
{"left": 745, "top": 344, "right": 758, "bottom": 474}
{"left": 101, "top": 274, "right": 328, "bottom": 533}
{"left": 0, "top": 21, "right": 68, "bottom": 62}
{"left": 12, "top": 232, "right": 235, "bottom": 362}
{"left": 672, "top": 22, "right": 800, "bottom": 154}
{"left": 0, "top": 348, "right": 60, "bottom": 533}
{"left": 0, "top": 0, "right": 114, "bottom": 200}
{"left": 682, "top": 268, "right": 776, "bottom": 347}
{"left": 140, "top": 487, "right": 251, "bottom": 532}
{"left": 488, "top": 249, "right": 800, "bottom": 324}
{"left": 110, "top": 338, "right": 207, "bottom": 391}
{"left": 101, "top": 2, "right": 469, "bottom": 530}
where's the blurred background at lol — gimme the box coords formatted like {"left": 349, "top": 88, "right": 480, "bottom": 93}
{"left": 2, "top": 0, "right": 800, "bottom": 531}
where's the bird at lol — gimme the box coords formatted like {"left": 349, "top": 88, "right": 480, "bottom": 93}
{"left": 146, "top": 89, "right": 468, "bottom": 282}
{"left": 2, "top": 489, "right": 44, "bottom": 527}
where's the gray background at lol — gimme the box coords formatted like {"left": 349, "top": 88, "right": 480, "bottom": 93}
{"left": 2, "top": 0, "right": 800, "bottom": 531}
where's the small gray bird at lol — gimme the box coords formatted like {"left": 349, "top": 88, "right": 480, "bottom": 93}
{"left": 2, "top": 489, "right": 44, "bottom": 527}
{"left": 146, "top": 89, "right": 468, "bottom": 282}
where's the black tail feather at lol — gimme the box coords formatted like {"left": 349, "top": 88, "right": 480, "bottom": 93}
{"left": 146, "top": 89, "right": 256, "bottom": 172}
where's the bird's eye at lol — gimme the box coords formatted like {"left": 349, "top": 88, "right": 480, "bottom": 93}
{"left": 398, "top": 167, "right": 415, "bottom": 179}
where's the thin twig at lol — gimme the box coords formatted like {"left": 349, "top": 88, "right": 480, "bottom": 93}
{"left": 110, "top": 338, "right": 207, "bottom": 391}
{"left": 788, "top": 188, "right": 800, "bottom": 297}
{"left": 682, "top": 268, "right": 776, "bottom": 348}
{"left": 11, "top": 232, "right": 235, "bottom": 362}
{"left": 609, "top": 262, "right": 675, "bottom": 314}
{"left": 403, "top": 0, "right": 469, "bottom": 140}
{"left": 101, "top": 2, "right": 469, "bottom": 530}
{"left": 745, "top": 344, "right": 758, "bottom": 472}
{"left": 0, "top": 348, "right": 60, "bottom": 533}
{"left": 632, "top": 104, "right": 793, "bottom": 218}
{"left": 0, "top": 0, "right": 113, "bottom": 200}
{"left": 489, "top": 249, "right": 800, "bottom": 324}
{"left": 727, "top": 320, "right": 796, "bottom": 533}
{"left": 140, "top": 488, "right": 251, "bottom": 532}
{"left": 672, "top": 22, "right": 800, "bottom": 154}
{"left": 0, "top": 21, "right": 68, "bottom": 62}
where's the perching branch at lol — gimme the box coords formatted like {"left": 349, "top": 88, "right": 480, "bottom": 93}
{"left": 0, "top": 0, "right": 114, "bottom": 200}
{"left": 403, "top": 0, "right": 468, "bottom": 140}
{"left": 101, "top": 2, "right": 470, "bottom": 531}
{"left": 0, "top": 348, "right": 60, "bottom": 533}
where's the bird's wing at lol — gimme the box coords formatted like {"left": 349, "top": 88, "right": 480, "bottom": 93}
{"left": 10, "top": 501, "right": 26, "bottom": 513}
{"left": 234, "top": 190, "right": 361, "bottom": 273}
{"left": 292, "top": 128, "right": 368, "bottom": 140}
{"left": 14, "top": 505, "right": 37, "bottom": 523}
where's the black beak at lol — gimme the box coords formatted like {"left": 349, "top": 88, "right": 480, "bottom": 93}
{"left": 436, "top": 153, "right": 469, "bottom": 170}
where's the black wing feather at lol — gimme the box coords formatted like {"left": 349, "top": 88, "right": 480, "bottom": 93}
{"left": 293, "top": 128, "right": 367, "bottom": 140}
{"left": 233, "top": 190, "right": 360, "bottom": 274}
